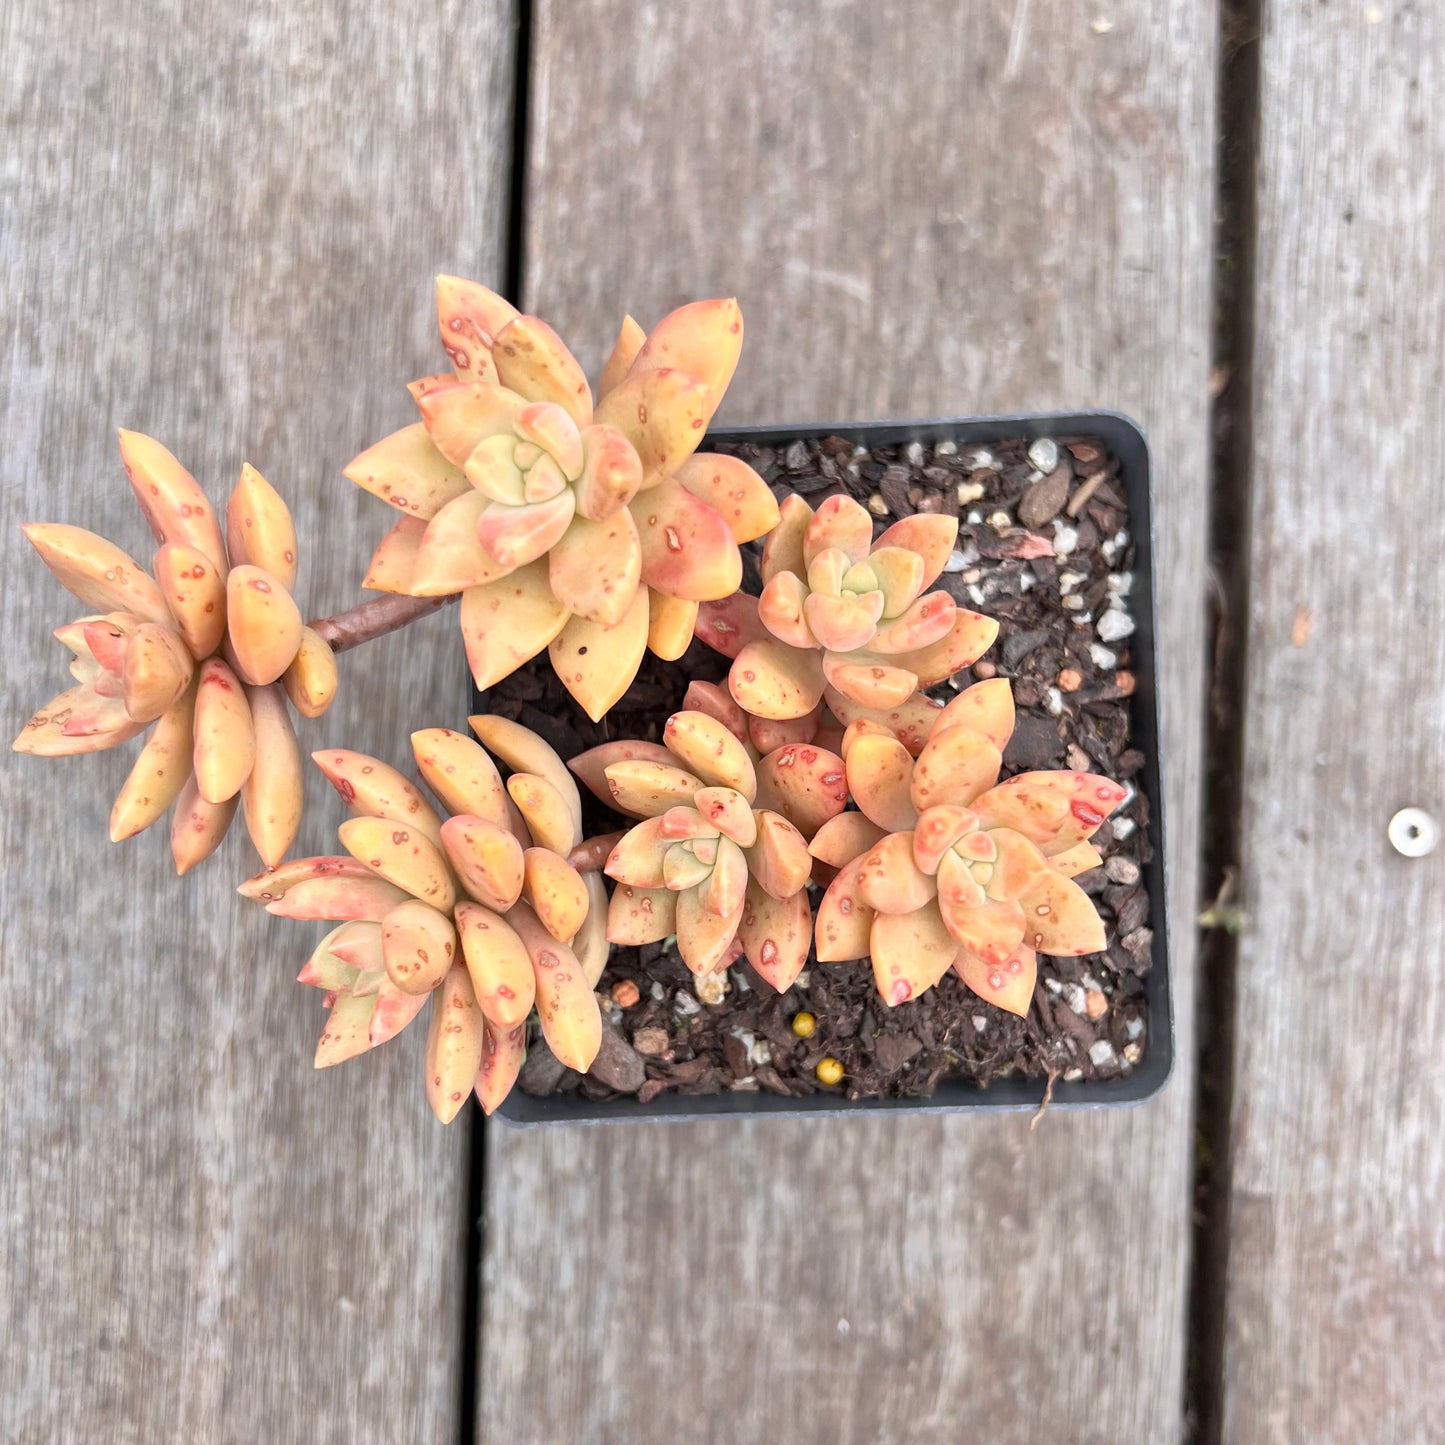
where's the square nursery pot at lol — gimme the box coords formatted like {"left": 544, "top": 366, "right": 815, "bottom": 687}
{"left": 489, "top": 410, "right": 1172, "bottom": 1125}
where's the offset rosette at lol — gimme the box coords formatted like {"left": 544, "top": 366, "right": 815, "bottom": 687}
{"left": 697, "top": 494, "right": 998, "bottom": 720}
{"left": 350, "top": 278, "right": 780, "bottom": 719}
{"left": 571, "top": 710, "right": 813, "bottom": 993}
{"left": 15, "top": 432, "right": 336, "bottom": 871}
{"left": 811, "top": 679, "right": 1125, "bottom": 1014}
{"left": 240, "top": 716, "right": 607, "bottom": 1120}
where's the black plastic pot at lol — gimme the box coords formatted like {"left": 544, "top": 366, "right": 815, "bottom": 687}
{"left": 493, "top": 410, "right": 1171, "bottom": 1124}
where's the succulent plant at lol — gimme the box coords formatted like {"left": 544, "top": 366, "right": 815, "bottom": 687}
{"left": 350, "top": 277, "right": 780, "bottom": 720}
{"left": 812, "top": 678, "right": 1125, "bottom": 1015}
{"left": 569, "top": 711, "right": 814, "bottom": 992}
{"left": 14, "top": 431, "right": 336, "bottom": 872}
{"left": 696, "top": 493, "right": 998, "bottom": 720}
{"left": 240, "top": 715, "right": 606, "bottom": 1119}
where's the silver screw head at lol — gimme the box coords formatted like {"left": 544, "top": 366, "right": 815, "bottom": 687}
{"left": 1388, "top": 808, "right": 1439, "bottom": 858}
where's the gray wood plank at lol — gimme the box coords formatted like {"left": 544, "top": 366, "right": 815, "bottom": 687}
{"left": 0, "top": 2, "right": 515, "bottom": 1439}
{"left": 1223, "top": 7, "right": 1445, "bottom": 1440}
{"left": 483, "top": 4, "right": 1214, "bottom": 1440}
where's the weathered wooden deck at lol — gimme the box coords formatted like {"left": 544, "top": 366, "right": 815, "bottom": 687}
{"left": 2, "top": 2, "right": 1440, "bottom": 1440}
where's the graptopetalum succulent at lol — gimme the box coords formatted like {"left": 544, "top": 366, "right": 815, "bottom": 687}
{"left": 570, "top": 710, "right": 816, "bottom": 992}
{"left": 13, "top": 431, "right": 337, "bottom": 872}
{"left": 239, "top": 716, "right": 606, "bottom": 1119}
{"left": 14, "top": 279, "right": 1143, "bottom": 1120}
{"left": 696, "top": 493, "right": 997, "bottom": 720}
{"left": 349, "top": 277, "right": 780, "bottom": 720}
{"left": 811, "top": 678, "right": 1126, "bottom": 1015}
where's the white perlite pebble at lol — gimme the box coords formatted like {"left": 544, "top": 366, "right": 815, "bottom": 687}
{"left": 751, "top": 1039, "right": 772, "bottom": 1067}
{"left": 1063, "top": 595, "right": 1086, "bottom": 611}
{"left": 1125, "top": 1016, "right": 1146, "bottom": 1041}
{"left": 1096, "top": 608, "right": 1136, "bottom": 643}
{"left": 1045, "top": 686, "right": 1064, "bottom": 718}
{"left": 1123, "top": 1042, "right": 1144, "bottom": 1066}
{"left": 943, "top": 548, "right": 969, "bottom": 573}
{"left": 674, "top": 990, "right": 701, "bottom": 1016}
{"left": 1063, "top": 1068, "right": 1084, "bottom": 1083}
{"left": 1106, "top": 570, "right": 1133, "bottom": 596}
{"left": 650, "top": 981, "right": 665, "bottom": 1002}
{"left": 1044, "top": 977, "right": 1064, "bottom": 995}
{"left": 965, "top": 448, "right": 996, "bottom": 470}
{"left": 1052, "top": 521, "right": 1079, "bottom": 557}
{"left": 1062, "top": 983, "right": 1088, "bottom": 1016}
{"left": 905, "top": 441, "right": 925, "bottom": 468}
{"left": 1020, "top": 572, "right": 1035, "bottom": 592}
{"left": 1089, "top": 1040, "right": 1117, "bottom": 1067}
{"left": 987, "top": 510, "right": 1011, "bottom": 531}
{"left": 1058, "top": 570, "right": 1086, "bottom": 594}
{"left": 967, "top": 584, "right": 986, "bottom": 608}
{"left": 1090, "top": 643, "right": 1118, "bottom": 669}
{"left": 966, "top": 509, "right": 984, "bottom": 524}
{"left": 795, "top": 970, "right": 811, "bottom": 989}
{"left": 695, "top": 970, "right": 728, "bottom": 1005}
{"left": 956, "top": 480, "right": 985, "bottom": 505}
{"left": 1027, "top": 437, "right": 1060, "bottom": 474}
{"left": 1110, "top": 816, "right": 1136, "bottom": 841}
{"left": 935, "top": 439, "right": 958, "bottom": 457}
{"left": 972, "top": 1016, "right": 988, "bottom": 1033}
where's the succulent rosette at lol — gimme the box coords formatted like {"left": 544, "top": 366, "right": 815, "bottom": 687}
{"left": 14, "top": 431, "right": 336, "bottom": 871}
{"left": 696, "top": 493, "right": 998, "bottom": 721}
{"left": 811, "top": 679, "right": 1126, "bottom": 1015}
{"left": 349, "top": 277, "right": 780, "bottom": 720}
{"left": 240, "top": 716, "right": 607, "bottom": 1120}
{"left": 569, "top": 710, "right": 814, "bottom": 992}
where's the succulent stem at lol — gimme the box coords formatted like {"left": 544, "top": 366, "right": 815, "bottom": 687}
{"left": 309, "top": 593, "right": 456, "bottom": 654}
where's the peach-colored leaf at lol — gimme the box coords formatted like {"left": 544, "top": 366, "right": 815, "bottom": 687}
{"left": 675, "top": 888, "right": 745, "bottom": 977}
{"left": 753, "top": 743, "right": 848, "bottom": 839}
{"left": 476, "top": 489, "right": 576, "bottom": 570}
{"left": 226, "top": 463, "right": 297, "bottom": 589}
{"left": 380, "top": 898, "right": 458, "bottom": 995}
{"left": 604, "top": 816, "right": 671, "bottom": 889}
{"left": 598, "top": 314, "right": 646, "bottom": 400}
{"left": 729, "top": 638, "right": 827, "bottom": 722}
{"left": 170, "top": 775, "right": 238, "bottom": 875}
{"left": 417, "top": 379, "right": 525, "bottom": 465}
{"left": 937, "top": 677, "right": 1016, "bottom": 752}
{"left": 455, "top": 902, "right": 536, "bottom": 1030}
{"left": 522, "top": 848, "right": 589, "bottom": 941}
{"left": 607, "top": 882, "right": 678, "bottom": 945}
{"left": 110, "top": 683, "right": 196, "bottom": 840}
{"left": 435, "top": 274, "right": 519, "bottom": 381}
{"left": 460, "top": 562, "right": 571, "bottom": 691}
{"left": 856, "top": 832, "right": 938, "bottom": 914}
{"left": 474, "top": 1017, "right": 528, "bottom": 1115}
{"left": 425, "top": 963, "right": 487, "bottom": 1123}
{"left": 761, "top": 493, "right": 811, "bottom": 583}
{"left": 814, "top": 856, "right": 874, "bottom": 961}
{"left": 363, "top": 515, "right": 428, "bottom": 594}
{"left": 548, "top": 584, "right": 649, "bottom": 723}
{"left": 808, "top": 811, "right": 887, "bottom": 868}
{"left": 628, "top": 298, "right": 743, "bottom": 424}
{"left": 603, "top": 759, "right": 703, "bottom": 818}
{"left": 22, "top": 523, "right": 170, "bottom": 624}
{"left": 821, "top": 652, "right": 919, "bottom": 710}
{"left": 873, "top": 513, "right": 960, "bottom": 590}
{"left": 1020, "top": 871, "right": 1107, "bottom": 955}
{"left": 870, "top": 903, "right": 958, "bottom": 1006}
{"left": 568, "top": 739, "right": 676, "bottom": 808}
{"left": 870, "top": 591, "right": 957, "bottom": 655}
{"left": 547, "top": 509, "right": 642, "bottom": 626}
{"left": 803, "top": 495, "right": 873, "bottom": 570}
{"left": 493, "top": 314, "right": 594, "bottom": 429}
{"left": 594, "top": 367, "right": 709, "bottom": 488}
{"left": 225, "top": 566, "right": 302, "bottom": 687}
{"left": 972, "top": 771, "right": 1127, "bottom": 855}
{"left": 411, "top": 727, "right": 511, "bottom": 827}
{"left": 315, "top": 992, "right": 378, "bottom": 1069}
{"left": 509, "top": 903, "right": 601, "bottom": 1071}
{"left": 647, "top": 589, "right": 698, "bottom": 661}
{"left": 343, "top": 423, "right": 472, "bottom": 519}
{"left": 153, "top": 542, "right": 228, "bottom": 658}
{"left": 674, "top": 452, "right": 779, "bottom": 543}
{"left": 745, "top": 810, "right": 813, "bottom": 899}
{"left": 888, "top": 608, "right": 999, "bottom": 686}
{"left": 337, "top": 816, "right": 456, "bottom": 911}
{"left": 691, "top": 787, "right": 757, "bottom": 848}
{"left": 955, "top": 943, "right": 1036, "bottom": 1018}
{"left": 664, "top": 709, "right": 757, "bottom": 799}
{"left": 193, "top": 658, "right": 254, "bottom": 804}
{"left": 312, "top": 747, "right": 445, "bottom": 845}
{"left": 739, "top": 881, "right": 811, "bottom": 993}
{"left": 121, "top": 622, "right": 193, "bottom": 723}
{"left": 240, "top": 682, "right": 302, "bottom": 868}
{"left": 117, "top": 429, "right": 227, "bottom": 568}
{"left": 936, "top": 891, "right": 1026, "bottom": 965}
{"left": 630, "top": 477, "right": 741, "bottom": 602}
{"left": 757, "top": 570, "right": 814, "bottom": 648}
{"left": 440, "top": 814, "right": 526, "bottom": 911}
{"left": 694, "top": 591, "right": 768, "bottom": 659}
{"left": 843, "top": 733, "right": 918, "bottom": 832}
{"left": 909, "top": 724, "right": 1002, "bottom": 812}
{"left": 822, "top": 685, "right": 944, "bottom": 757}
{"left": 1049, "top": 841, "right": 1104, "bottom": 879}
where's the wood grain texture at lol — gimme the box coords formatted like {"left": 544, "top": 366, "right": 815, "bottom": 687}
{"left": 0, "top": 2, "right": 514, "bottom": 1439}
{"left": 1223, "top": 6, "right": 1445, "bottom": 1440}
{"left": 484, "top": 3, "right": 1213, "bottom": 1440}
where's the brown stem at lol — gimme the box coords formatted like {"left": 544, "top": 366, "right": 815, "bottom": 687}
{"left": 568, "top": 832, "right": 625, "bottom": 875}
{"left": 308, "top": 594, "right": 458, "bottom": 654}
